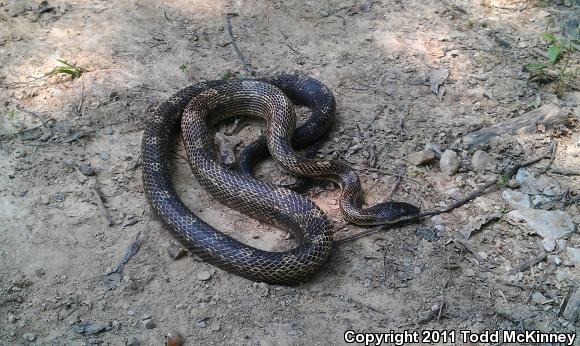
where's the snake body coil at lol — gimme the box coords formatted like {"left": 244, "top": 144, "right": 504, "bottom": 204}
{"left": 142, "top": 74, "right": 419, "bottom": 285}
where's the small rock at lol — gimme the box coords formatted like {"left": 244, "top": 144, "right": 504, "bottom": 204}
{"left": 445, "top": 188, "right": 464, "bottom": 200}
{"left": 175, "top": 304, "right": 187, "bottom": 310}
{"left": 416, "top": 227, "right": 439, "bottom": 242}
{"left": 112, "top": 320, "right": 121, "bottom": 330}
{"left": 79, "top": 163, "right": 96, "bottom": 176}
{"left": 557, "top": 239, "right": 567, "bottom": 252}
{"left": 464, "top": 268, "right": 475, "bottom": 277}
{"left": 22, "top": 333, "right": 36, "bottom": 342}
{"left": 103, "top": 127, "right": 114, "bottom": 135}
{"left": 507, "top": 178, "right": 520, "bottom": 189}
{"left": 197, "top": 270, "right": 212, "bottom": 281}
{"left": 211, "top": 324, "right": 221, "bottom": 331}
{"left": 7, "top": 314, "right": 16, "bottom": 323}
{"left": 567, "top": 247, "right": 580, "bottom": 267}
{"left": 531, "top": 291, "right": 551, "bottom": 305}
{"left": 63, "top": 159, "right": 76, "bottom": 168}
{"left": 472, "top": 150, "right": 493, "bottom": 172}
{"left": 542, "top": 237, "right": 556, "bottom": 252}
{"left": 408, "top": 149, "right": 435, "bottom": 166}
{"left": 166, "top": 243, "right": 187, "bottom": 260}
{"left": 100, "top": 152, "right": 109, "bottom": 161}
{"left": 424, "top": 143, "right": 442, "bottom": 157}
{"left": 501, "top": 190, "right": 531, "bottom": 210}
{"left": 554, "top": 256, "right": 562, "bottom": 266}
{"left": 505, "top": 209, "right": 575, "bottom": 239}
{"left": 439, "top": 150, "right": 459, "bottom": 176}
{"left": 125, "top": 336, "right": 140, "bottom": 346}
{"left": 142, "top": 319, "right": 155, "bottom": 330}
{"left": 141, "top": 314, "right": 151, "bottom": 321}
{"left": 562, "top": 287, "right": 580, "bottom": 323}
{"left": 254, "top": 282, "right": 269, "bottom": 297}
{"left": 127, "top": 310, "right": 134, "bottom": 316}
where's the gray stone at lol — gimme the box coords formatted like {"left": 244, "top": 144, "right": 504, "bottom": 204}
{"left": 424, "top": 143, "right": 442, "bottom": 157}
{"left": 562, "top": 287, "right": 580, "bottom": 324}
{"left": 568, "top": 247, "right": 580, "bottom": 267}
{"left": 472, "top": 150, "right": 493, "bottom": 172}
{"left": 125, "top": 336, "right": 140, "bottom": 346}
{"left": 79, "top": 163, "right": 96, "bottom": 176}
{"left": 501, "top": 190, "right": 531, "bottom": 210}
{"left": 440, "top": 150, "right": 459, "bottom": 176}
{"left": 111, "top": 320, "right": 121, "bottom": 330}
{"left": 166, "top": 243, "right": 187, "bottom": 260}
{"left": 7, "top": 314, "right": 16, "bottom": 323}
{"left": 445, "top": 188, "right": 464, "bottom": 200}
{"left": 542, "top": 237, "right": 556, "bottom": 252}
{"left": 23, "top": 333, "right": 36, "bottom": 342}
{"left": 408, "top": 149, "right": 435, "bottom": 166}
{"left": 506, "top": 209, "right": 575, "bottom": 239}
{"left": 142, "top": 319, "right": 155, "bottom": 329}
{"left": 197, "top": 270, "right": 212, "bottom": 281}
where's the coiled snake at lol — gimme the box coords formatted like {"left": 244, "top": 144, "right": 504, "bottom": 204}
{"left": 142, "top": 73, "right": 419, "bottom": 285}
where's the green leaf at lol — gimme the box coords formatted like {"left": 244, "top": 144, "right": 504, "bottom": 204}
{"left": 543, "top": 32, "right": 557, "bottom": 43}
{"left": 524, "top": 63, "right": 548, "bottom": 71}
{"left": 547, "top": 45, "right": 562, "bottom": 64}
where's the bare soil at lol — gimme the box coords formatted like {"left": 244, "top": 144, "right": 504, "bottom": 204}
{"left": 1, "top": 0, "right": 579, "bottom": 345}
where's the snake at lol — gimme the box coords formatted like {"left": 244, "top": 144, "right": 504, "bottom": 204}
{"left": 142, "top": 73, "right": 420, "bottom": 285}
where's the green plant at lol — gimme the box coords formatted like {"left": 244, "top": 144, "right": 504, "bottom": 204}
{"left": 179, "top": 64, "right": 188, "bottom": 72}
{"left": 524, "top": 32, "right": 578, "bottom": 96}
{"left": 46, "top": 59, "right": 88, "bottom": 80}
{"left": 8, "top": 109, "right": 18, "bottom": 126}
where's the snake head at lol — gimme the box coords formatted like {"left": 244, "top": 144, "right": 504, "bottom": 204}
{"left": 367, "top": 201, "right": 420, "bottom": 225}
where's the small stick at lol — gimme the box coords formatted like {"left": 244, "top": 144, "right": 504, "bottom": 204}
{"left": 108, "top": 231, "right": 142, "bottom": 274}
{"left": 385, "top": 176, "right": 401, "bottom": 201}
{"left": 10, "top": 118, "right": 52, "bottom": 136}
{"left": 508, "top": 252, "right": 547, "bottom": 275}
{"left": 225, "top": 14, "right": 254, "bottom": 74}
{"left": 77, "top": 80, "right": 85, "bottom": 115}
{"left": 93, "top": 184, "right": 113, "bottom": 227}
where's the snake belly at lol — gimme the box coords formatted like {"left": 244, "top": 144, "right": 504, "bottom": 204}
{"left": 142, "top": 75, "right": 335, "bottom": 285}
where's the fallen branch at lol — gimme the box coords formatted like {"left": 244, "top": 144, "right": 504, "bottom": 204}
{"left": 225, "top": 14, "right": 254, "bottom": 74}
{"left": 508, "top": 252, "right": 547, "bottom": 275}
{"left": 93, "top": 184, "right": 113, "bottom": 227}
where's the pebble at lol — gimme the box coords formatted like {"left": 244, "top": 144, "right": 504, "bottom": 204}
{"left": 127, "top": 310, "right": 135, "bottom": 316}
{"left": 63, "top": 159, "right": 76, "bottom": 168}
{"left": 464, "top": 268, "right": 475, "bottom": 277}
{"left": 253, "top": 282, "right": 269, "bottom": 297}
{"left": 103, "top": 127, "right": 114, "bottom": 135}
{"left": 175, "top": 304, "right": 187, "bottom": 310}
{"left": 211, "top": 324, "right": 221, "bottom": 331}
{"left": 100, "top": 152, "right": 109, "bottom": 161}
{"left": 472, "top": 150, "right": 493, "bottom": 172}
{"left": 505, "top": 209, "right": 575, "bottom": 239}
{"left": 79, "top": 163, "right": 96, "bottom": 176}
{"left": 567, "top": 247, "right": 580, "bottom": 267}
{"left": 424, "top": 143, "right": 442, "bottom": 157}
{"left": 125, "top": 336, "right": 140, "bottom": 346}
{"left": 439, "top": 150, "right": 459, "bottom": 176}
{"left": 166, "top": 243, "right": 187, "bottom": 260}
{"left": 501, "top": 190, "right": 531, "bottom": 210}
{"left": 554, "top": 256, "right": 562, "bottom": 266}
{"left": 7, "top": 314, "right": 16, "bottom": 323}
{"left": 562, "top": 287, "right": 580, "bottom": 323}
{"left": 542, "top": 237, "right": 556, "bottom": 252}
{"left": 23, "top": 333, "right": 36, "bottom": 342}
{"left": 197, "top": 270, "right": 212, "bottom": 281}
{"left": 112, "top": 320, "right": 121, "bottom": 330}
{"left": 407, "top": 149, "right": 435, "bottom": 166}
{"left": 142, "top": 319, "right": 155, "bottom": 329}
{"left": 445, "top": 188, "right": 463, "bottom": 200}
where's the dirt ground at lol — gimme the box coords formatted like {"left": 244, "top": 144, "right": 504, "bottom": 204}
{"left": 1, "top": 0, "right": 579, "bottom": 345}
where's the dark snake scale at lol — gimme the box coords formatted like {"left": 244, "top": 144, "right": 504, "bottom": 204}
{"left": 142, "top": 73, "right": 419, "bottom": 285}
